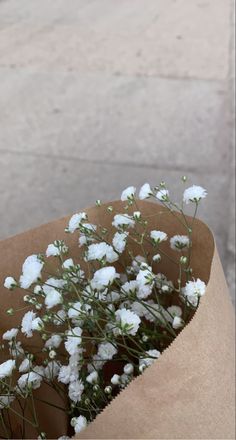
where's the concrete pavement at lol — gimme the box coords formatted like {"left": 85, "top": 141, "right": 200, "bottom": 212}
{"left": 0, "top": 0, "right": 235, "bottom": 297}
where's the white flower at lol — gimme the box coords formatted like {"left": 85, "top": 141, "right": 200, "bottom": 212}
{"left": 87, "top": 242, "right": 118, "bottom": 263}
{"left": 91, "top": 267, "right": 119, "bottom": 290}
{"left": 4, "top": 276, "right": 17, "bottom": 289}
{"left": 19, "top": 358, "right": 30, "bottom": 373}
{"left": 153, "top": 253, "right": 161, "bottom": 262}
{"left": 46, "top": 289, "right": 63, "bottom": 309}
{"left": 19, "top": 255, "right": 44, "bottom": 289}
{"left": 58, "top": 353, "right": 82, "bottom": 384}
{"left": 43, "top": 278, "right": 65, "bottom": 309}
{"left": 182, "top": 278, "right": 206, "bottom": 307}
{"left": 139, "top": 350, "right": 160, "bottom": 370}
{"left": 71, "top": 415, "right": 87, "bottom": 434}
{"left": 78, "top": 235, "right": 87, "bottom": 247}
{"left": 46, "top": 241, "right": 68, "bottom": 257}
{"left": 121, "top": 186, "right": 136, "bottom": 201}
{"left": 172, "top": 316, "right": 184, "bottom": 329}
{"left": 68, "top": 302, "right": 82, "bottom": 319}
{"left": 21, "top": 311, "right": 43, "bottom": 338}
{"left": 115, "top": 309, "right": 141, "bottom": 336}
{"left": 31, "top": 317, "right": 43, "bottom": 331}
{"left": 65, "top": 327, "right": 82, "bottom": 355}
{"left": 183, "top": 278, "right": 206, "bottom": 297}
{"left": 183, "top": 185, "right": 207, "bottom": 204}
{"left": 45, "top": 334, "right": 62, "bottom": 349}
{"left": 139, "top": 183, "right": 153, "bottom": 200}
{"left": 156, "top": 189, "right": 169, "bottom": 201}
{"left": 98, "top": 342, "right": 117, "bottom": 360}
{"left": 68, "top": 212, "right": 87, "bottom": 233}
{"left": 53, "top": 309, "right": 66, "bottom": 325}
{"left": 167, "top": 305, "right": 182, "bottom": 320}
{"left": 111, "top": 374, "right": 120, "bottom": 385}
{"left": 86, "top": 371, "right": 98, "bottom": 384}
{"left": 112, "top": 232, "right": 128, "bottom": 254}
{"left": 58, "top": 365, "right": 73, "bottom": 384}
{"left": 170, "top": 235, "right": 190, "bottom": 251}
{"left": 133, "top": 211, "right": 141, "bottom": 220}
{"left": 136, "top": 267, "right": 154, "bottom": 299}
{"left": 2, "top": 328, "right": 19, "bottom": 341}
{"left": 0, "top": 359, "right": 16, "bottom": 379}
{"left": 0, "top": 395, "right": 15, "bottom": 409}
{"left": 81, "top": 222, "right": 97, "bottom": 233}
{"left": 44, "top": 361, "right": 60, "bottom": 380}
{"left": 68, "top": 379, "right": 84, "bottom": 403}
{"left": 112, "top": 214, "right": 135, "bottom": 229}
{"left": 121, "top": 280, "right": 138, "bottom": 294}
{"left": 62, "top": 258, "right": 74, "bottom": 269}
{"left": 18, "top": 367, "right": 44, "bottom": 391}
{"left": 150, "top": 230, "right": 168, "bottom": 243}
{"left": 123, "top": 363, "right": 134, "bottom": 375}
{"left": 9, "top": 341, "right": 24, "bottom": 359}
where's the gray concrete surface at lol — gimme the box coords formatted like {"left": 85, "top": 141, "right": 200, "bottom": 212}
{"left": 0, "top": 0, "right": 235, "bottom": 297}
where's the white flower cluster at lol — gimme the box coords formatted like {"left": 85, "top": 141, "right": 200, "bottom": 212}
{"left": 1, "top": 177, "right": 207, "bottom": 439}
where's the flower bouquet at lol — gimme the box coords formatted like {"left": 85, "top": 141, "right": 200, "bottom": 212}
{"left": 0, "top": 179, "right": 234, "bottom": 439}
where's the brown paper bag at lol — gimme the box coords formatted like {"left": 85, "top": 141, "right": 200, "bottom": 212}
{"left": 0, "top": 201, "right": 235, "bottom": 439}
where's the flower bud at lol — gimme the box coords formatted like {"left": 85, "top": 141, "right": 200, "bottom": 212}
{"left": 104, "top": 386, "right": 112, "bottom": 394}
{"left": 180, "top": 256, "right": 188, "bottom": 265}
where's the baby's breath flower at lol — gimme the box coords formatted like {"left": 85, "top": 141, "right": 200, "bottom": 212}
{"left": 4, "top": 276, "right": 17, "bottom": 290}
{"left": 167, "top": 305, "right": 182, "bottom": 320}
{"left": 43, "top": 278, "right": 65, "bottom": 309}
{"left": 67, "top": 213, "right": 87, "bottom": 233}
{"left": 0, "top": 395, "right": 15, "bottom": 409}
{"left": 86, "top": 242, "right": 118, "bottom": 263}
{"left": 150, "top": 230, "right": 168, "bottom": 243}
{"left": 112, "top": 232, "right": 128, "bottom": 253}
{"left": 45, "top": 334, "right": 62, "bottom": 349}
{"left": 153, "top": 253, "right": 161, "bottom": 262}
{"left": 139, "top": 349, "right": 160, "bottom": 371}
{"left": 111, "top": 374, "right": 120, "bottom": 385}
{"left": 19, "top": 358, "right": 30, "bottom": 373}
{"left": 172, "top": 316, "right": 184, "bottom": 329}
{"left": 136, "top": 266, "right": 155, "bottom": 299}
{"left": 21, "top": 311, "right": 43, "bottom": 338}
{"left": 2, "top": 328, "right": 19, "bottom": 341}
{"left": 123, "top": 363, "right": 134, "bottom": 375}
{"left": 19, "top": 255, "right": 44, "bottom": 289}
{"left": 170, "top": 235, "right": 190, "bottom": 251}
{"left": 183, "top": 185, "right": 207, "bottom": 204}
{"left": 182, "top": 278, "right": 206, "bottom": 307}
{"left": 114, "top": 308, "right": 141, "bottom": 336}
{"left": 91, "top": 266, "right": 119, "bottom": 290}
{"left": 133, "top": 211, "right": 141, "bottom": 220}
{"left": 0, "top": 359, "right": 16, "bottom": 379}
{"left": 62, "top": 258, "right": 74, "bottom": 269}
{"left": 86, "top": 371, "right": 98, "bottom": 384}
{"left": 98, "top": 342, "right": 117, "bottom": 361}
{"left": 112, "top": 214, "right": 135, "bottom": 229}
{"left": 71, "top": 415, "right": 87, "bottom": 434}
{"left": 121, "top": 186, "right": 136, "bottom": 201}
{"left": 156, "top": 189, "right": 169, "bottom": 201}
{"left": 139, "top": 183, "right": 153, "bottom": 200}
{"left": 122, "top": 280, "right": 138, "bottom": 295}
{"left": 69, "top": 379, "right": 84, "bottom": 403}
{"left": 65, "top": 327, "right": 82, "bottom": 356}
{"left": 46, "top": 240, "right": 68, "bottom": 257}
{"left": 17, "top": 367, "right": 44, "bottom": 391}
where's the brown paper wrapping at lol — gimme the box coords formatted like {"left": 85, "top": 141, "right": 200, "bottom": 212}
{"left": 0, "top": 201, "right": 235, "bottom": 439}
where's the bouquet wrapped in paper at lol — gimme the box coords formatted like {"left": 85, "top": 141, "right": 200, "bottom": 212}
{"left": 0, "top": 181, "right": 234, "bottom": 439}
